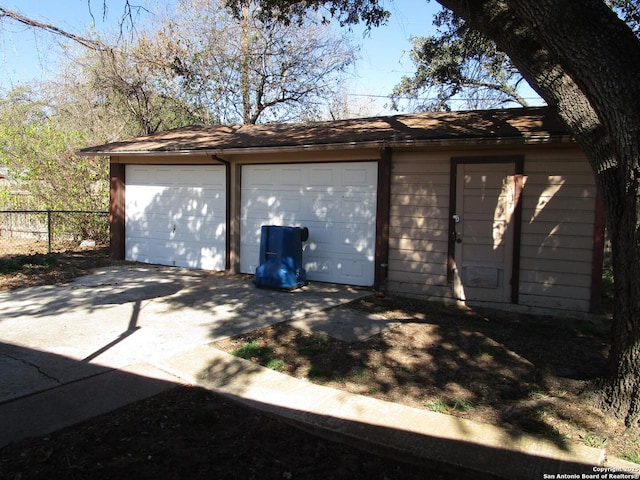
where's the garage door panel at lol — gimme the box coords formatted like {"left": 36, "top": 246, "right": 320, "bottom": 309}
{"left": 128, "top": 243, "right": 223, "bottom": 271}
{"left": 306, "top": 227, "right": 374, "bottom": 255}
{"left": 127, "top": 235, "right": 226, "bottom": 268}
{"left": 341, "top": 258, "right": 366, "bottom": 279}
{"left": 340, "top": 196, "right": 377, "bottom": 221}
{"left": 307, "top": 198, "right": 376, "bottom": 222}
{"left": 278, "top": 167, "right": 304, "bottom": 185}
{"left": 128, "top": 165, "right": 223, "bottom": 186}
{"left": 243, "top": 167, "right": 281, "bottom": 187}
{"left": 246, "top": 195, "right": 304, "bottom": 217}
{"left": 303, "top": 253, "right": 370, "bottom": 284}
{"left": 127, "top": 239, "right": 173, "bottom": 262}
{"left": 308, "top": 167, "right": 335, "bottom": 186}
{"left": 126, "top": 187, "right": 167, "bottom": 214}
{"left": 247, "top": 166, "right": 331, "bottom": 188}
{"left": 126, "top": 213, "right": 225, "bottom": 237}
{"left": 342, "top": 166, "right": 376, "bottom": 186}
{"left": 240, "top": 220, "right": 267, "bottom": 244}
{"left": 126, "top": 166, "right": 153, "bottom": 184}
{"left": 128, "top": 188, "right": 224, "bottom": 211}
{"left": 305, "top": 245, "right": 373, "bottom": 264}
{"left": 240, "top": 162, "right": 377, "bottom": 286}
{"left": 126, "top": 165, "right": 226, "bottom": 271}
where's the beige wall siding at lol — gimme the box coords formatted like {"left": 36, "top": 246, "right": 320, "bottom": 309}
{"left": 387, "top": 151, "right": 451, "bottom": 298}
{"left": 388, "top": 146, "right": 597, "bottom": 312}
{"left": 519, "top": 151, "right": 596, "bottom": 311}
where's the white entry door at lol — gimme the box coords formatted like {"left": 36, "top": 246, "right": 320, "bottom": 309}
{"left": 125, "top": 164, "right": 226, "bottom": 270}
{"left": 240, "top": 162, "right": 378, "bottom": 286}
{"left": 452, "top": 162, "right": 517, "bottom": 303}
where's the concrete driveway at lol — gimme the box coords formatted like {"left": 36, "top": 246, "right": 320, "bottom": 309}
{"left": 0, "top": 265, "right": 370, "bottom": 405}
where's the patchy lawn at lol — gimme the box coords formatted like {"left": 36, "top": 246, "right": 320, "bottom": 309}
{"left": 213, "top": 296, "right": 640, "bottom": 464}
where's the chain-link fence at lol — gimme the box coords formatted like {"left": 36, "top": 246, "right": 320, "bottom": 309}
{"left": 0, "top": 210, "right": 109, "bottom": 256}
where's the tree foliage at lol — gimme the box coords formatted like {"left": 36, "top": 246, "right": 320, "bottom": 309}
{"left": 608, "top": 0, "right": 640, "bottom": 34}
{"left": 226, "top": 0, "right": 390, "bottom": 27}
{"left": 391, "top": 9, "right": 528, "bottom": 111}
{"left": 0, "top": 85, "right": 109, "bottom": 211}
{"left": 150, "top": 0, "right": 357, "bottom": 125}
{"left": 390, "top": 1, "right": 640, "bottom": 113}
{"left": 64, "top": 0, "right": 357, "bottom": 130}
{"left": 2, "top": 1, "right": 358, "bottom": 131}
{"left": 0, "top": 0, "right": 359, "bottom": 220}
{"left": 76, "top": 42, "right": 201, "bottom": 135}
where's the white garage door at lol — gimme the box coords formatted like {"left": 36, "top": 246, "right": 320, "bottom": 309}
{"left": 240, "top": 162, "right": 378, "bottom": 286}
{"left": 125, "top": 165, "right": 226, "bottom": 270}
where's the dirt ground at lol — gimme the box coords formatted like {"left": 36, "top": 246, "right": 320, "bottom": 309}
{"left": 213, "top": 296, "right": 639, "bottom": 463}
{"left": 0, "top": 386, "right": 451, "bottom": 480}
{"left": 1, "top": 249, "right": 638, "bottom": 478}
{"left": 0, "top": 244, "right": 113, "bottom": 290}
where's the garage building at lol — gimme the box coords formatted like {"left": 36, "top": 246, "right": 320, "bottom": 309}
{"left": 81, "top": 106, "right": 604, "bottom": 314}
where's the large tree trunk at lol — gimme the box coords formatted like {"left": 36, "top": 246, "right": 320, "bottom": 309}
{"left": 436, "top": 0, "right": 640, "bottom": 426}
{"left": 601, "top": 183, "right": 640, "bottom": 426}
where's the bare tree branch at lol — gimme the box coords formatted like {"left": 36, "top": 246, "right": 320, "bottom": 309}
{"left": 0, "top": 6, "right": 106, "bottom": 51}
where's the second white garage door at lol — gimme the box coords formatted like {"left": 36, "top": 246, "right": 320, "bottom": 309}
{"left": 240, "top": 162, "right": 378, "bottom": 286}
{"left": 125, "top": 165, "right": 226, "bottom": 270}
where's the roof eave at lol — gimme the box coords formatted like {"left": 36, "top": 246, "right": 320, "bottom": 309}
{"left": 389, "top": 133, "right": 576, "bottom": 149}
{"left": 77, "top": 133, "right": 576, "bottom": 157}
{"left": 77, "top": 140, "right": 386, "bottom": 157}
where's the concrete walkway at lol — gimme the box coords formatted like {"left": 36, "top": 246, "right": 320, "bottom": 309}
{"left": 1, "top": 265, "right": 638, "bottom": 479}
{"left": 166, "top": 347, "right": 638, "bottom": 480}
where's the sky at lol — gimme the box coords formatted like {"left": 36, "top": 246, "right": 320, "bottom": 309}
{"left": 0, "top": 0, "right": 540, "bottom": 116}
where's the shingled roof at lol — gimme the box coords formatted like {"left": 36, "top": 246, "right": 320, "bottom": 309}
{"left": 79, "top": 106, "right": 571, "bottom": 156}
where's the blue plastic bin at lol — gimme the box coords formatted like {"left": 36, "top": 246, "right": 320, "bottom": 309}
{"left": 254, "top": 225, "right": 308, "bottom": 289}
